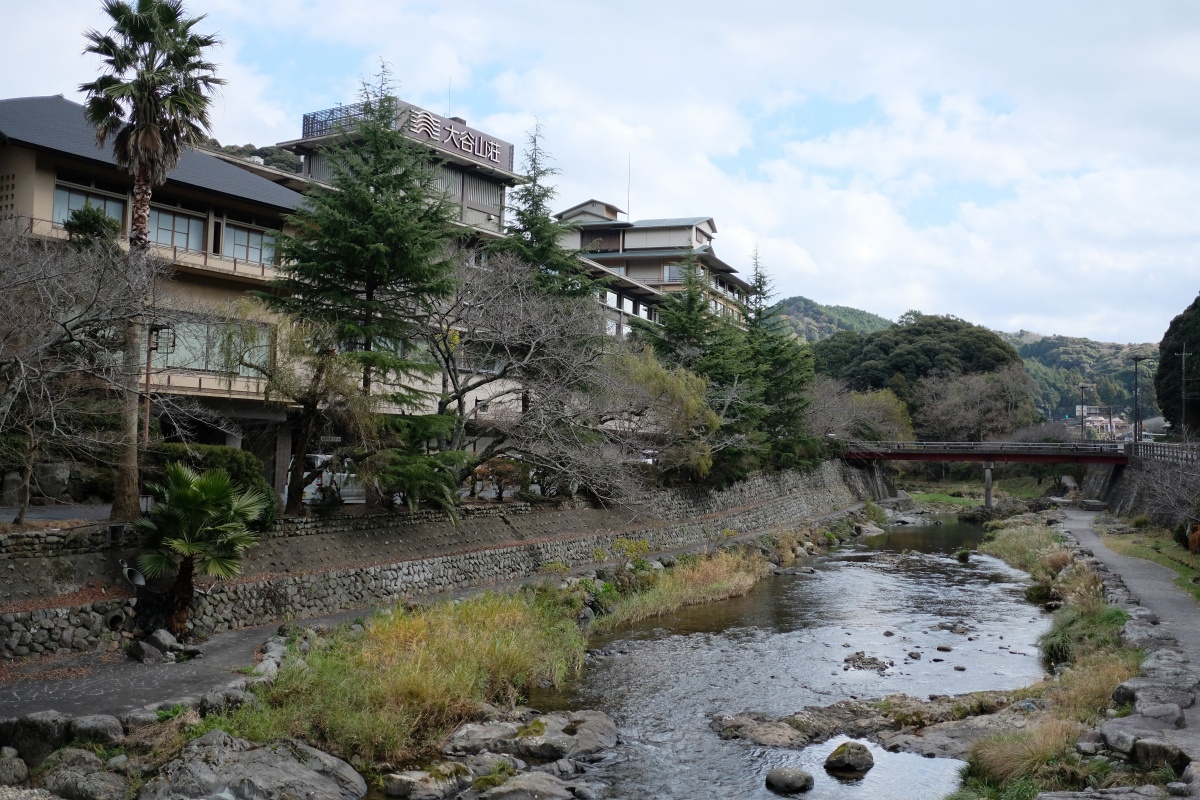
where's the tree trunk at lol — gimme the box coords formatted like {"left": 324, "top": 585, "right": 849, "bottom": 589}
{"left": 284, "top": 406, "right": 319, "bottom": 515}
{"left": 129, "top": 167, "right": 152, "bottom": 250}
{"left": 110, "top": 317, "right": 143, "bottom": 522}
{"left": 13, "top": 432, "right": 35, "bottom": 526}
{"left": 167, "top": 556, "right": 195, "bottom": 636}
{"left": 111, "top": 175, "right": 153, "bottom": 522}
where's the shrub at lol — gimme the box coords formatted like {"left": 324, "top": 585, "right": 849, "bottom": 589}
{"left": 967, "top": 718, "right": 1080, "bottom": 785}
{"left": 144, "top": 443, "right": 275, "bottom": 530}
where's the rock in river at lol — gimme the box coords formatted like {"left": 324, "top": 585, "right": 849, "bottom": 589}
{"left": 824, "top": 741, "right": 874, "bottom": 776}
{"left": 138, "top": 730, "right": 366, "bottom": 800}
{"left": 765, "top": 766, "right": 814, "bottom": 793}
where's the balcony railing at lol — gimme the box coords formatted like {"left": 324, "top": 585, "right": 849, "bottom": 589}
{"left": 5, "top": 215, "right": 277, "bottom": 281}
{"left": 150, "top": 369, "right": 268, "bottom": 400}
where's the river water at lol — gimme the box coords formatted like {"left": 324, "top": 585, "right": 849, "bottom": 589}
{"left": 529, "top": 516, "right": 1051, "bottom": 799}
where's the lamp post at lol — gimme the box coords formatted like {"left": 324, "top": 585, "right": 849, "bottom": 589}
{"left": 1131, "top": 355, "right": 1148, "bottom": 448}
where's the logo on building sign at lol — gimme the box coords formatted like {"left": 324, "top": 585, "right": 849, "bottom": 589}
{"left": 400, "top": 102, "right": 511, "bottom": 169}
{"left": 443, "top": 125, "right": 502, "bottom": 164}
{"left": 409, "top": 110, "right": 441, "bottom": 140}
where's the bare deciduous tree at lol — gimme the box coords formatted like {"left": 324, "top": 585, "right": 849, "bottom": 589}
{"left": 804, "top": 376, "right": 914, "bottom": 443}
{"left": 0, "top": 221, "right": 162, "bottom": 521}
{"left": 911, "top": 365, "right": 1038, "bottom": 442}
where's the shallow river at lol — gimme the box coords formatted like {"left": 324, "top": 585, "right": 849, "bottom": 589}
{"left": 529, "top": 517, "right": 1051, "bottom": 799}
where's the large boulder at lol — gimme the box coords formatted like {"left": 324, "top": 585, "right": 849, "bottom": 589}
{"left": 823, "top": 740, "right": 874, "bottom": 776}
{"left": 382, "top": 763, "right": 470, "bottom": 798}
{"left": 443, "top": 722, "right": 522, "bottom": 756}
{"left": 42, "top": 748, "right": 128, "bottom": 800}
{"left": 33, "top": 462, "right": 71, "bottom": 499}
{"left": 9, "top": 710, "right": 72, "bottom": 768}
{"left": 70, "top": 715, "right": 124, "bottom": 745}
{"left": 137, "top": 730, "right": 366, "bottom": 800}
{"left": 0, "top": 747, "right": 29, "bottom": 786}
{"left": 765, "top": 767, "right": 814, "bottom": 793}
{"left": 499, "top": 712, "right": 618, "bottom": 761}
{"left": 479, "top": 772, "right": 575, "bottom": 800}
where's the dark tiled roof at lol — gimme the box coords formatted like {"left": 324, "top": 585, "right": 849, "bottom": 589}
{"left": 630, "top": 216, "right": 713, "bottom": 228}
{"left": 0, "top": 95, "right": 302, "bottom": 211}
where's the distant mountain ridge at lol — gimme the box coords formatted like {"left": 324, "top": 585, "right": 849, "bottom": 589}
{"left": 997, "top": 331, "right": 1159, "bottom": 421}
{"left": 772, "top": 295, "right": 894, "bottom": 342}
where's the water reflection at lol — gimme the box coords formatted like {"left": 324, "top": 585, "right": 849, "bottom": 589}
{"left": 531, "top": 515, "right": 1049, "bottom": 799}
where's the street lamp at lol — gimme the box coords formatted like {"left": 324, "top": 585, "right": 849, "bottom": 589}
{"left": 1131, "top": 355, "right": 1148, "bottom": 446}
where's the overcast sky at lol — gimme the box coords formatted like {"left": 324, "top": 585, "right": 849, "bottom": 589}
{"left": 5, "top": 1, "right": 1199, "bottom": 343}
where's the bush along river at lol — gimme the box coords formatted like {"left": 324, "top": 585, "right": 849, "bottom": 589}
{"left": 529, "top": 514, "right": 1051, "bottom": 799}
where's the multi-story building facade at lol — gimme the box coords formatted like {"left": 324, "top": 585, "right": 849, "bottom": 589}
{"left": 555, "top": 199, "right": 753, "bottom": 324}
{"left": 0, "top": 94, "right": 671, "bottom": 500}
{"left": 0, "top": 94, "right": 306, "bottom": 491}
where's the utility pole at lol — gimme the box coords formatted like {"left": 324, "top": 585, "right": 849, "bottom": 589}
{"left": 1179, "top": 349, "right": 1191, "bottom": 437}
{"left": 1131, "top": 355, "right": 1148, "bottom": 449}
{"left": 1078, "top": 383, "right": 1094, "bottom": 442}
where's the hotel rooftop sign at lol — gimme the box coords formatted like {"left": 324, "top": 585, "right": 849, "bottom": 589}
{"left": 300, "top": 99, "right": 515, "bottom": 173}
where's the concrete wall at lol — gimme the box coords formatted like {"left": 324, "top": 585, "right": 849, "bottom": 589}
{"left": 1, "top": 462, "right": 876, "bottom": 660}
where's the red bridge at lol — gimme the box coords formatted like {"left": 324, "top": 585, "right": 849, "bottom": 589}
{"left": 841, "top": 441, "right": 1130, "bottom": 465}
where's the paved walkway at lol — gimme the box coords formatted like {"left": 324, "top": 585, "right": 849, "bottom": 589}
{"left": 1061, "top": 507, "right": 1200, "bottom": 761}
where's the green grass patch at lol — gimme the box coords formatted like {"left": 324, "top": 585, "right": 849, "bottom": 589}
{"left": 909, "top": 491, "right": 980, "bottom": 507}
{"left": 1101, "top": 528, "right": 1200, "bottom": 604}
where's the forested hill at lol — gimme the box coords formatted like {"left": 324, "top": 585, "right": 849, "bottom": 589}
{"left": 998, "top": 331, "right": 1159, "bottom": 421}
{"left": 772, "top": 295, "right": 893, "bottom": 342}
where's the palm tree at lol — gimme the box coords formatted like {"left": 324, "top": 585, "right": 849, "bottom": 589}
{"left": 80, "top": 0, "right": 225, "bottom": 522}
{"left": 135, "top": 462, "right": 268, "bottom": 635}
{"left": 81, "top": 0, "right": 225, "bottom": 249}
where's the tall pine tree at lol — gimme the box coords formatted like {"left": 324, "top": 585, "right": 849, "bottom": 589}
{"left": 490, "top": 123, "right": 595, "bottom": 296}
{"left": 744, "top": 249, "right": 818, "bottom": 468}
{"left": 266, "top": 74, "right": 459, "bottom": 402}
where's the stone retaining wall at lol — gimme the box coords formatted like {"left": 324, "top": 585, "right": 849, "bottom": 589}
{"left": 185, "top": 462, "right": 866, "bottom": 637}
{"left": 1, "top": 461, "right": 874, "bottom": 658}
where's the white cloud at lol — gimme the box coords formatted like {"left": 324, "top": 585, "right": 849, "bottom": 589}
{"left": 6, "top": 0, "right": 1199, "bottom": 343}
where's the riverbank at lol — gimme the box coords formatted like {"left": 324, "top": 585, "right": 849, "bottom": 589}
{"left": 714, "top": 508, "right": 1200, "bottom": 799}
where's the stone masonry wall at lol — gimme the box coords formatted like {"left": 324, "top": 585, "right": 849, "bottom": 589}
{"left": 185, "top": 461, "right": 866, "bottom": 637}
{"left": 1, "top": 461, "right": 873, "bottom": 658}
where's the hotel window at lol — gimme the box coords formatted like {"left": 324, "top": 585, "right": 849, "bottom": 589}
{"left": 605, "top": 318, "right": 618, "bottom": 336}
{"left": 223, "top": 224, "right": 275, "bottom": 264}
{"left": 149, "top": 207, "right": 204, "bottom": 252}
{"left": 621, "top": 297, "right": 635, "bottom": 315}
{"left": 155, "top": 316, "right": 271, "bottom": 376}
{"left": 605, "top": 290, "right": 619, "bottom": 309}
{"left": 664, "top": 263, "right": 687, "bottom": 283}
{"left": 53, "top": 186, "right": 125, "bottom": 227}
{"left": 638, "top": 305, "right": 649, "bottom": 319}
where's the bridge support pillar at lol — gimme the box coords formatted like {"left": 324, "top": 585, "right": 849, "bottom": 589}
{"left": 984, "top": 461, "right": 994, "bottom": 510}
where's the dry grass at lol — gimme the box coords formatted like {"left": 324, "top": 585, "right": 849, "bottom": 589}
{"left": 589, "top": 550, "right": 770, "bottom": 634}
{"left": 0, "top": 518, "right": 91, "bottom": 534}
{"left": 979, "top": 526, "right": 1064, "bottom": 574}
{"left": 769, "top": 532, "right": 800, "bottom": 566}
{"left": 968, "top": 718, "right": 1082, "bottom": 785}
{"left": 206, "top": 591, "right": 586, "bottom": 763}
{"left": 1038, "top": 546, "right": 1074, "bottom": 579}
{"left": 1046, "top": 649, "right": 1142, "bottom": 723}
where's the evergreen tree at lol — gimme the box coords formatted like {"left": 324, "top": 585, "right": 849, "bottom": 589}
{"left": 1155, "top": 293, "right": 1200, "bottom": 436}
{"left": 743, "top": 250, "right": 818, "bottom": 468}
{"left": 490, "top": 123, "right": 595, "bottom": 296}
{"left": 633, "top": 250, "right": 763, "bottom": 483}
{"left": 266, "top": 75, "right": 460, "bottom": 403}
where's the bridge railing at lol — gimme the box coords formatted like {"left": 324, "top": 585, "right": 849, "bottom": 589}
{"left": 841, "top": 440, "right": 1125, "bottom": 456}
{"left": 1134, "top": 442, "right": 1200, "bottom": 467}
